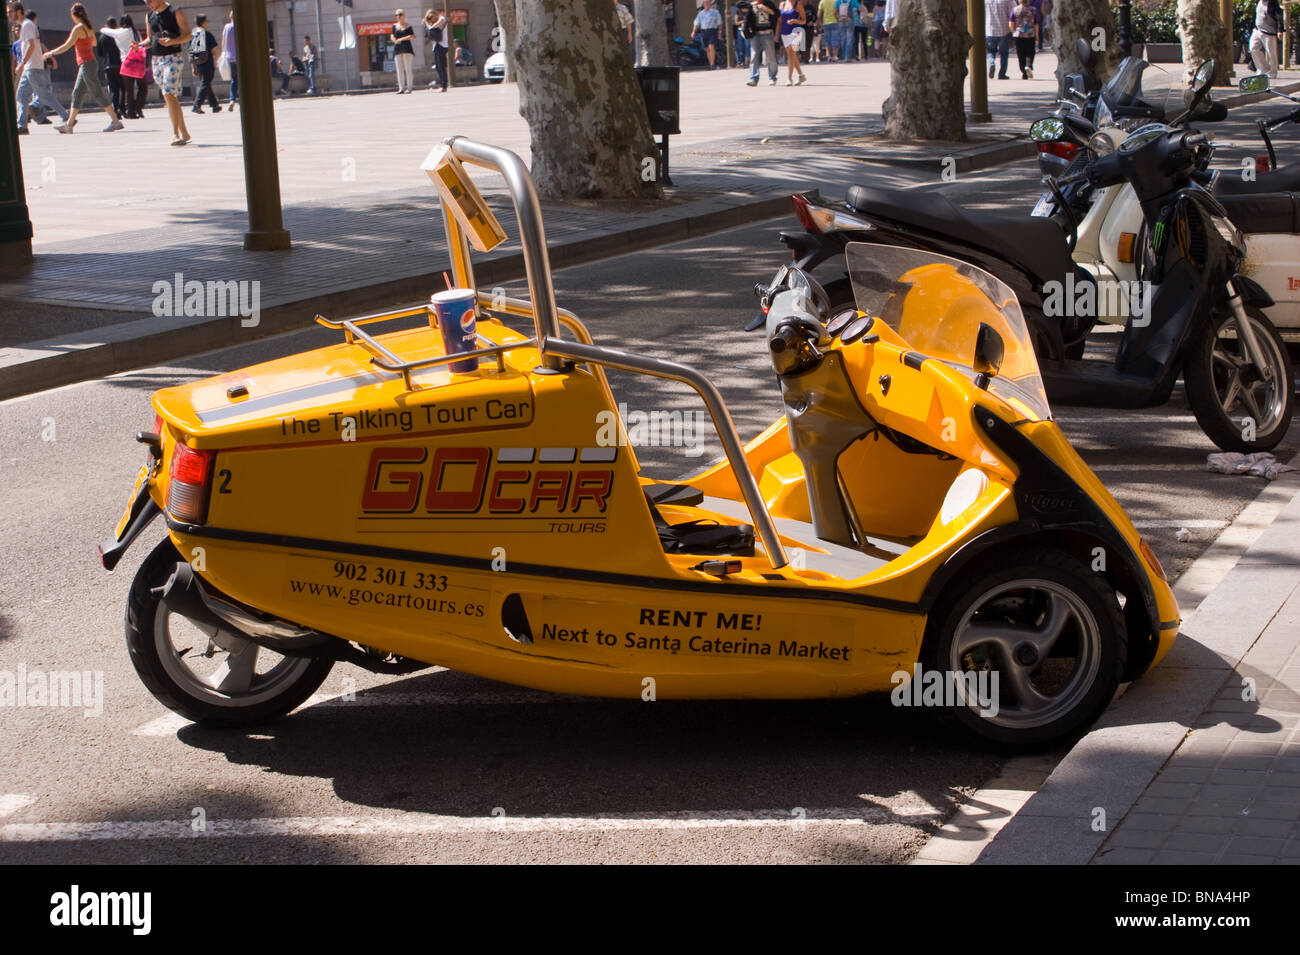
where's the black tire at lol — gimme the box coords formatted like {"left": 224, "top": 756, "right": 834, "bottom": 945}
{"left": 126, "top": 538, "right": 334, "bottom": 727}
{"left": 1184, "top": 305, "right": 1294, "bottom": 452}
{"left": 921, "top": 547, "right": 1127, "bottom": 749}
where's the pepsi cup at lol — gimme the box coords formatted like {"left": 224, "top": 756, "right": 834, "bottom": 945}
{"left": 431, "top": 289, "right": 480, "bottom": 374}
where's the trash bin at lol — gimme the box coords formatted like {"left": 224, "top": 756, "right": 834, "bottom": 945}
{"left": 634, "top": 66, "right": 680, "bottom": 136}
{"left": 634, "top": 66, "right": 679, "bottom": 185}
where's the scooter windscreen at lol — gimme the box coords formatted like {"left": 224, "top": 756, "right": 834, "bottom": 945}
{"left": 844, "top": 243, "right": 1052, "bottom": 422}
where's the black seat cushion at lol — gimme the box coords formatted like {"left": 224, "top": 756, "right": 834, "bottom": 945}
{"left": 1215, "top": 164, "right": 1300, "bottom": 196}
{"left": 844, "top": 184, "right": 1078, "bottom": 288}
{"left": 1217, "top": 192, "right": 1300, "bottom": 234}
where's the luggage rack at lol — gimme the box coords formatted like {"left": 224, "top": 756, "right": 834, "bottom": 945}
{"left": 321, "top": 136, "right": 789, "bottom": 571}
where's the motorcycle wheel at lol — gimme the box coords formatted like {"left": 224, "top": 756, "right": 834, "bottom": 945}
{"left": 1184, "top": 305, "right": 1295, "bottom": 452}
{"left": 126, "top": 538, "right": 334, "bottom": 727}
{"left": 922, "top": 547, "right": 1126, "bottom": 749}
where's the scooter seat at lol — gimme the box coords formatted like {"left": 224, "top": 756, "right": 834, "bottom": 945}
{"left": 1214, "top": 164, "right": 1300, "bottom": 196}
{"left": 1217, "top": 192, "right": 1300, "bottom": 234}
{"left": 845, "top": 185, "right": 1077, "bottom": 287}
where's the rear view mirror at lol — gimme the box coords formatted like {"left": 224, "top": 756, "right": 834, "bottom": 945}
{"left": 974, "top": 323, "right": 1005, "bottom": 389}
{"left": 1239, "top": 73, "right": 1270, "bottom": 94}
{"left": 1030, "top": 117, "right": 1066, "bottom": 142}
{"left": 1192, "top": 59, "right": 1214, "bottom": 94}
{"left": 1075, "top": 37, "right": 1094, "bottom": 71}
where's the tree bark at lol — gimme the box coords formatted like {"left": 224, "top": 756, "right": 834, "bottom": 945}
{"left": 883, "top": 0, "right": 969, "bottom": 140}
{"left": 1177, "top": 0, "right": 1233, "bottom": 85}
{"left": 506, "top": 0, "right": 664, "bottom": 200}
{"left": 634, "top": 0, "right": 670, "bottom": 65}
{"left": 1051, "top": 0, "right": 1119, "bottom": 92}
{"left": 493, "top": 0, "right": 517, "bottom": 81}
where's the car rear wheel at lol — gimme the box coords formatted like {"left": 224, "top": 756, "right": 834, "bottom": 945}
{"left": 922, "top": 548, "right": 1127, "bottom": 749}
{"left": 126, "top": 539, "right": 334, "bottom": 727}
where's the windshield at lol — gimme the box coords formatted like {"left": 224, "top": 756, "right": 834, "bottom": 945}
{"left": 845, "top": 243, "right": 1051, "bottom": 422}
{"left": 1102, "top": 56, "right": 1149, "bottom": 107}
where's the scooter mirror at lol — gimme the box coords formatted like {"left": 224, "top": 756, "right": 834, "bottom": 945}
{"left": 973, "top": 322, "right": 1004, "bottom": 389}
{"left": 1192, "top": 59, "right": 1214, "bottom": 94}
{"left": 1031, "top": 117, "right": 1066, "bottom": 142}
{"left": 1075, "top": 37, "right": 1094, "bottom": 71}
{"left": 1239, "top": 73, "right": 1270, "bottom": 94}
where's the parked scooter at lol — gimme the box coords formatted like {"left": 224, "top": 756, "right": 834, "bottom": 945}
{"left": 766, "top": 63, "right": 1294, "bottom": 451}
{"left": 673, "top": 35, "right": 712, "bottom": 69}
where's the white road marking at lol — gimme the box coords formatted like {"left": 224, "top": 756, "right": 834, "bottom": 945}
{"left": 1131, "top": 519, "right": 1228, "bottom": 529}
{"left": 0, "top": 795, "right": 36, "bottom": 818}
{"left": 1, "top": 807, "right": 944, "bottom": 842}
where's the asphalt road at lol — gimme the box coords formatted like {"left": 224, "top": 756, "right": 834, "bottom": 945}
{"left": 2, "top": 164, "right": 1296, "bottom": 863}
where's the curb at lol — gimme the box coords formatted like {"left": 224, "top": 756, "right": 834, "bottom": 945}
{"left": 967, "top": 453, "right": 1300, "bottom": 865}
{"left": 0, "top": 193, "right": 790, "bottom": 402}
{"left": 854, "top": 137, "right": 1038, "bottom": 173}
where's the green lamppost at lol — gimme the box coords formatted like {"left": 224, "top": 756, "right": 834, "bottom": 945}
{"left": 0, "top": 36, "right": 33, "bottom": 269}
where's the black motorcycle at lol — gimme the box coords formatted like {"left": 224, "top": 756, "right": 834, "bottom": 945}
{"left": 762, "top": 62, "right": 1294, "bottom": 451}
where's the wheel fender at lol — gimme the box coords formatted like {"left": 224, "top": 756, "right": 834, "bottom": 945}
{"left": 1231, "top": 273, "right": 1275, "bottom": 308}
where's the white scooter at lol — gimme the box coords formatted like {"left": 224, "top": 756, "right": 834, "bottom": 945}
{"left": 1032, "top": 74, "right": 1300, "bottom": 339}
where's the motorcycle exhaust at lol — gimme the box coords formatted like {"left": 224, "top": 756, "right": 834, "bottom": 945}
{"left": 154, "top": 561, "right": 429, "bottom": 674}
{"left": 155, "top": 561, "right": 336, "bottom": 655}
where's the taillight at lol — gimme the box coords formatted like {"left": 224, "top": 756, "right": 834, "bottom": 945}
{"left": 1256, "top": 155, "right": 1271, "bottom": 173}
{"left": 167, "top": 444, "right": 214, "bottom": 524}
{"left": 790, "top": 193, "right": 822, "bottom": 235}
{"left": 1038, "top": 141, "right": 1080, "bottom": 161}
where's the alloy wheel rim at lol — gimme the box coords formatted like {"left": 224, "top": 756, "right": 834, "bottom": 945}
{"left": 154, "top": 601, "right": 316, "bottom": 709}
{"left": 1211, "top": 313, "right": 1288, "bottom": 437}
{"left": 948, "top": 578, "right": 1102, "bottom": 730}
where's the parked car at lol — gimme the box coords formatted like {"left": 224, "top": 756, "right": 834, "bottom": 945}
{"left": 484, "top": 51, "right": 504, "bottom": 83}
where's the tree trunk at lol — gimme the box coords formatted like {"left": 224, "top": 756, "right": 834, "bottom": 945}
{"left": 883, "top": 0, "right": 969, "bottom": 140}
{"left": 634, "top": 0, "right": 670, "bottom": 65}
{"left": 1177, "top": 0, "right": 1233, "bottom": 85}
{"left": 506, "top": 0, "right": 664, "bottom": 200}
{"left": 493, "top": 0, "right": 517, "bottom": 81}
{"left": 1052, "top": 0, "right": 1119, "bottom": 93}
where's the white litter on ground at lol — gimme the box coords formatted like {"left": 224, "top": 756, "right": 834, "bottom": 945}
{"left": 1205, "top": 452, "right": 1295, "bottom": 481}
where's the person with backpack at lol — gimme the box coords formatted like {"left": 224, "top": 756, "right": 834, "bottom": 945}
{"left": 744, "top": 0, "right": 780, "bottom": 85}
{"left": 188, "top": 13, "right": 218, "bottom": 112}
{"left": 835, "top": 0, "right": 855, "bottom": 62}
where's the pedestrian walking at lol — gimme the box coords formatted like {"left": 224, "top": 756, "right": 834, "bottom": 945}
{"left": 9, "top": 2, "right": 70, "bottom": 135}
{"left": 220, "top": 9, "right": 236, "bottom": 108}
{"left": 692, "top": 0, "right": 723, "bottom": 69}
{"left": 851, "top": 0, "right": 871, "bottom": 59}
{"left": 105, "top": 14, "right": 146, "bottom": 117}
{"left": 97, "top": 16, "right": 122, "bottom": 114}
{"left": 1250, "top": 0, "right": 1282, "bottom": 78}
{"left": 733, "top": 1, "right": 752, "bottom": 66}
{"left": 1010, "top": 0, "right": 1036, "bottom": 78}
{"left": 744, "top": 0, "right": 779, "bottom": 85}
{"left": 301, "top": 35, "right": 316, "bottom": 93}
{"left": 423, "top": 9, "right": 447, "bottom": 92}
{"left": 779, "top": 0, "right": 807, "bottom": 85}
{"left": 1038, "top": 0, "right": 1051, "bottom": 50}
{"left": 816, "top": 0, "right": 837, "bottom": 60}
{"left": 391, "top": 9, "right": 415, "bottom": 92}
{"left": 142, "top": 0, "right": 192, "bottom": 145}
{"left": 985, "top": 0, "right": 1013, "bottom": 80}
{"left": 40, "top": 3, "right": 125, "bottom": 132}
{"left": 189, "top": 13, "right": 219, "bottom": 112}
{"left": 872, "top": 0, "right": 887, "bottom": 58}
{"left": 835, "top": 0, "right": 854, "bottom": 61}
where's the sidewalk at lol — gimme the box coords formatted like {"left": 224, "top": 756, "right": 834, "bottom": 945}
{"left": 1, "top": 58, "right": 1294, "bottom": 402}
{"left": 963, "top": 458, "right": 1300, "bottom": 865}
